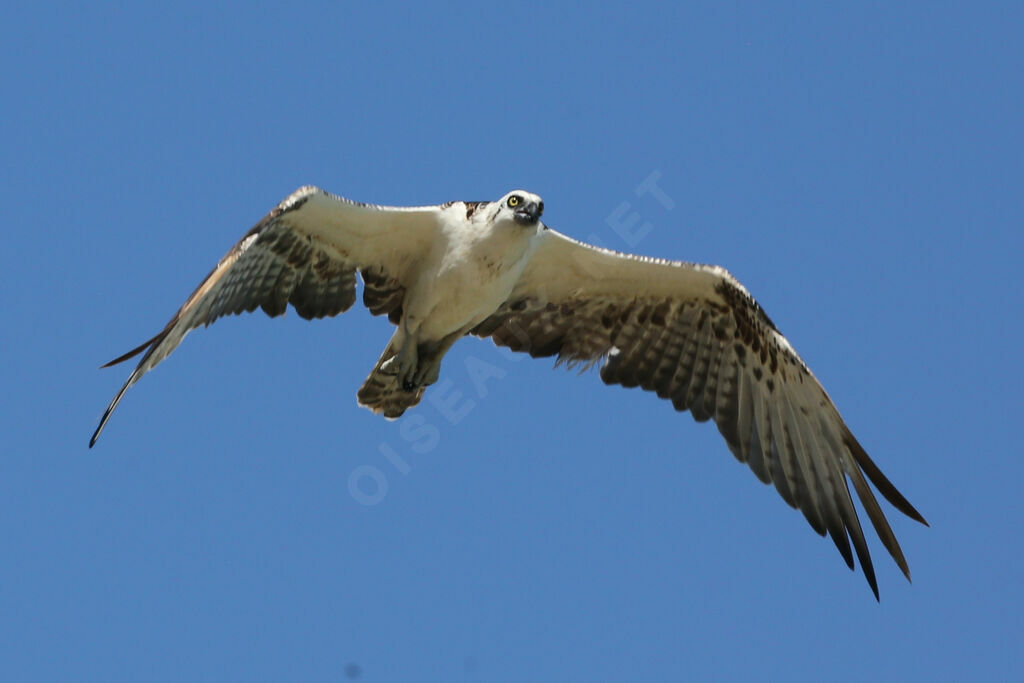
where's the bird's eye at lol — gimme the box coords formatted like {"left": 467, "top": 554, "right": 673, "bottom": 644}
{"left": 508, "top": 196, "right": 520, "bottom": 207}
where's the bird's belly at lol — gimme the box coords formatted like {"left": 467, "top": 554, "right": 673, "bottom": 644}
{"left": 413, "top": 254, "right": 525, "bottom": 340}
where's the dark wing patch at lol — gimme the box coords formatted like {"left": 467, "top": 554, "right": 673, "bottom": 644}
{"left": 361, "top": 267, "right": 405, "bottom": 324}
{"left": 473, "top": 289, "right": 926, "bottom": 599}
{"left": 245, "top": 222, "right": 358, "bottom": 320}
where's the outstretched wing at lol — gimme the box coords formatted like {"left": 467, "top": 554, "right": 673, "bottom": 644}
{"left": 473, "top": 228, "right": 927, "bottom": 598}
{"left": 90, "top": 186, "right": 442, "bottom": 447}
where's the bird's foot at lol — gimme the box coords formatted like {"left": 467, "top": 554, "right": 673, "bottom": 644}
{"left": 380, "top": 344, "right": 420, "bottom": 392}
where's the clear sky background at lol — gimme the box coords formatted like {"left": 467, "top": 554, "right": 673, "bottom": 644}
{"left": 2, "top": 2, "right": 1021, "bottom": 681}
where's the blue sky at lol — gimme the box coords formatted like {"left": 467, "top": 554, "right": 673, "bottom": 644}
{"left": 2, "top": 2, "right": 1022, "bottom": 680}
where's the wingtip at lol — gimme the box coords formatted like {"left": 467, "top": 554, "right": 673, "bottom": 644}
{"left": 89, "top": 411, "right": 109, "bottom": 449}
{"left": 850, "top": 547, "right": 880, "bottom": 601}
{"left": 90, "top": 373, "right": 136, "bottom": 449}
{"left": 860, "top": 549, "right": 881, "bottom": 601}
{"left": 896, "top": 498, "right": 929, "bottom": 527}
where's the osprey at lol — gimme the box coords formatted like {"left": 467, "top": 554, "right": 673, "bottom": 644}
{"left": 91, "top": 186, "right": 927, "bottom": 598}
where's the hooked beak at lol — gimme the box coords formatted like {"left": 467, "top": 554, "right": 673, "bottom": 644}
{"left": 513, "top": 201, "right": 543, "bottom": 225}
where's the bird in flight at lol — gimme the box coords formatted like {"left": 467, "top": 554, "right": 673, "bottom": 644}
{"left": 91, "top": 185, "right": 927, "bottom": 597}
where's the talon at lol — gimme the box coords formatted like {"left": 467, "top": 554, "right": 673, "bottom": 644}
{"left": 379, "top": 356, "right": 400, "bottom": 375}
{"left": 382, "top": 343, "right": 419, "bottom": 388}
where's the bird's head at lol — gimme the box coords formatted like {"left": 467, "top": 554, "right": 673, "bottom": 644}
{"left": 496, "top": 190, "right": 544, "bottom": 226}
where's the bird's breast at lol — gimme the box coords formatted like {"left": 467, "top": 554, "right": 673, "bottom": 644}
{"left": 413, "top": 226, "right": 537, "bottom": 339}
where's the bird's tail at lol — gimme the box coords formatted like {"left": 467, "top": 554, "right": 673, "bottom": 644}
{"left": 356, "top": 341, "right": 425, "bottom": 419}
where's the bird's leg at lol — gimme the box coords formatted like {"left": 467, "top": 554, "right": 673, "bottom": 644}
{"left": 379, "top": 316, "right": 422, "bottom": 391}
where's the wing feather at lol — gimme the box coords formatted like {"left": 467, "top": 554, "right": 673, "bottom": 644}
{"left": 712, "top": 343, "right": 741, "bottom": 458}
{"left": 780, "top": 390, "right": 827, "bottom": 535}
{"left": 770, "top": 393, "right": 820, "bottom": 533}
{"left": 473, "top": 228, "right": 926, "bottom": 597}
{"left": 681, "top": 314, "right": 716, "bottom": 421}
{"left": 732, "top": 364, "right": 757, "bottom": 468}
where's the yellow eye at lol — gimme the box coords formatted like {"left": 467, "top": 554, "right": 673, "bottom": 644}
{"left": 507, "top": 196, "right": 520, "bottom": 207}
